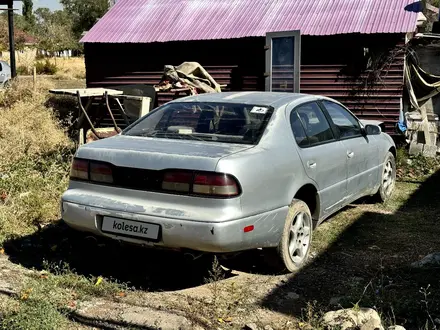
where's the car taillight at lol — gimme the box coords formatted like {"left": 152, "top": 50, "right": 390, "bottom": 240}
{"left": 193, "top": 173, "right": 239, "bottom": 197}
{"left": 90, "top": 162, "right": 113, "bottom": 183}
{"left": 70, "top": 158, "right": 113, "bottom": 184}
{"left": 70, "top": 158, "right": 88, "bottom": 180}
{"left": 161, "top": 170, "right": 240, "bottom": 197}
{"left": 162, "top": 171, "right": 192, "bottom": 192}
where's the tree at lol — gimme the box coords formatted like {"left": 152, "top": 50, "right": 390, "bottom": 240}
{"left": 35, "top": 8, "right": 77, "bottom": 53}
{"left": 0, "top": 18, "right": 27, "bottom": 52}
{"left": 60, "top": 0, "right": 109, "bottom": 38}
{"left": 38, "top": 21, "right": 77, "bottom": 54}
{"left": 0, "top": 11, "right": 32, "bottom": 33}
{"left": 34, "top": 7, "right": 52, "bottom": 25}
{"left": 35, "top": 8, "right": 72, "bottom": 27}
{"left": 22, "top": 0, "right": 35, "bottom": 25}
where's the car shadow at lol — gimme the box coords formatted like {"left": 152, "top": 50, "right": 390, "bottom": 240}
{"left": 3, "top": 221, "right": 236, "bottom": 292}
{"left": 259, "top": 170, "right": 440, "bottom": 329}
{"left": 4, "top": 170, "right": 440, "bottom": 328}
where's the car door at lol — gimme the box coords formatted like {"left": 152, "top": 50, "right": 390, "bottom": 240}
{"left": 289, "top": 101, "right": 347, "bottom": 217}
{"left": 0, "top": 62, "right": 4, "bottom": 84}
{"left": 320, "top": 100, "right": 380, "bottom": 200}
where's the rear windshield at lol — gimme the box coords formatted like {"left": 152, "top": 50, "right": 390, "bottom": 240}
{"left": 123, "top": 102, "right": 274, "bottom": 145}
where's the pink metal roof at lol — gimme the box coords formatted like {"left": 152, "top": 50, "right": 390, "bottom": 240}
{"left": 81, "top": 0, "right": 418, "bottom": 43}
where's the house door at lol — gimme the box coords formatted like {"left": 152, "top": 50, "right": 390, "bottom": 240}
{"left": 265, "top": 31, "right": 301, "bottom": 93}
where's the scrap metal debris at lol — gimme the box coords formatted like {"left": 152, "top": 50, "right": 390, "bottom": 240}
{"left": 86, "top": 127, "right": 121, "bottom": 144}
{"left": 405, "top": 48, "right": 440, "bottom": 149}
{"left": 155, "top": 62, "right": 222, "bottom": 95}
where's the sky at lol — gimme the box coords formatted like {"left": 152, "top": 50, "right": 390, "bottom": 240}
{"left": 1, "top": 0, "right": 62, "bottom": 13}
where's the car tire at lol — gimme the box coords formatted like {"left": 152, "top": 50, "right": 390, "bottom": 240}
{"left": 274, "top": 199, "right": 313, "bottom": 273}
{"left": 375, "top": 152, "right": 396, "bottom": 203}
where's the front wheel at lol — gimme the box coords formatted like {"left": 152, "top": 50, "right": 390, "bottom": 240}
{"left": 375, "top": 151, "right": 396, "bottom": 203}
{"left": 274, "top": 199, "right": 313, "bottom": 273}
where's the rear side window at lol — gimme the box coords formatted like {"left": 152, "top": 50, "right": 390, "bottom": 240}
{"left": 290, "top": 102, "right": 334, "bottom": 147}
{"left": 290, "top": 111, "right": 308, "bottom": 147}
{"left": 123, "top": 102, "right": 274, "bottom": 145}
{"left": 321, "top": 100, "right": 362, "bottom": 139}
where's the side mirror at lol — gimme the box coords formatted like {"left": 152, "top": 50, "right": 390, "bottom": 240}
{"left": 363, "top": 124, "right": 381, "bottom": 136}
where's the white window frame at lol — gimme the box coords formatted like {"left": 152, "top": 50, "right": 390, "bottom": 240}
{"left": 265, "top": 30, "right": 301, "bottom": 93}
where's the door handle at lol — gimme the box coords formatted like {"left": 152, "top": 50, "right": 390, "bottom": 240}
{"left": 347, "top": 151, "right": 354, "bottom": 158}
{"left": 307, "top": 161, "right": 317, "bottom": 169}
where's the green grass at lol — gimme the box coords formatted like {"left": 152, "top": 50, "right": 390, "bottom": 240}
{"left": 1, "top": 167, "right": 439, "bottom": 330}
{"left": 0, "top": 151, "right": 72, "bottom": 243}
{"left": 301, "top": 175, "right": 440, "bottom": 329}
{"left": 0, "top": 78, "right": 75, "bottom": 244}
{"left": 396, "top": 148, "right": 440, "bottom": 181}
{"left": 0, "top": 261, "right": 127, "bottom": 330}
{"left": 1, "top": 299, "right": 68, "bottom": 330}
{"left": 41, "top": 260, "right": 127, "bottom": 299}
{"left": 0, "top": 81, "right": 439, "bottom": 330}
{"left": 0, "top": 78, "right": 121, "bottom": 329}
{"left": 312, "top": 182, "right": 420, "bottom": 255}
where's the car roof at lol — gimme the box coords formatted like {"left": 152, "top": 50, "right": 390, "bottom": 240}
{"left": 169, "top": 92, "right": 319, "bottom": 108}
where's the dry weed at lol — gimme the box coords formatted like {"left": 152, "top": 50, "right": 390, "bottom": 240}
{"left": 0, "top": 78, "right": 71, "bottom": 167}
{"left": 1, "top": 53, "right": 85, "bottom": 79}
{"left": 51, "top": 57, "right": 86, "bottom": 80}
{"left": 175, "top": 258, "right": 262, "bottom": 329}
{"left": 2, "top": 50, "right": 38, "bottom": 75}
{"left": 0, "top": 78, "right": 74, "bottom": 242}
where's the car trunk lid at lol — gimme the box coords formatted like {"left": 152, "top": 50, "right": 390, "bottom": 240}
{"left": 76, "top": 135, "right": 254, "bottom": 171}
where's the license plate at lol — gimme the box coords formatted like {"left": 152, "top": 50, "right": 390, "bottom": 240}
{"left": 102, "top": 217, "right": 160, "bottom": 241}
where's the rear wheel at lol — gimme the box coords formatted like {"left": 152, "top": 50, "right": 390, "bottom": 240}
{"left": 272, "top": 199, "right": 313, "bottom": 272}
{"left": 375, "top": 152, "right": 396, "bottom": 203}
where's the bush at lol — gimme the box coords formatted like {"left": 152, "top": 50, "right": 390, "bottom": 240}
{"left": 17, "top": 65, "right": 30, "bottom": 75}
{"left": 36, "top": 60, "right": 58, "bottom": 75}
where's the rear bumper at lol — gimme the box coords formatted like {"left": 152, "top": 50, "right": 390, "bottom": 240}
{"left": 61, "top": 200, "right": 287, "bottom": 253}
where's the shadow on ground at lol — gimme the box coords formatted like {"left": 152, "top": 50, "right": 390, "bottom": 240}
{"left": 3, "top": 222, "right": 236, "bottom": 292}
{"left": 260, "top": 171, "right": 440, "bottom": 329}
{"left": 3, "top": 172, "right": 440, "bottom": 328}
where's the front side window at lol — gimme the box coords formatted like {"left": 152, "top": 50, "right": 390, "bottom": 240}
{"left": 123, "top": 102, "right": 274, "bottom": 145}
{"left": 322, "top": 100, "right": 362, "bottom": 139}
{"left": 291, "top": 102, "right": 334, "bottom": 147}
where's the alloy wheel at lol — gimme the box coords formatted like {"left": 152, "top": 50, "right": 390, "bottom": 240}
{"left": 288, "top": 211, "right": 312, "bottom": 265}
{"left": 382, "top": 159, "right": 395, "bottom": 197}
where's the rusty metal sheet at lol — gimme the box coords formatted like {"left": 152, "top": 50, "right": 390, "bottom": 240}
{"left": 81, "top": 0, "right": 418, "bottom": 43}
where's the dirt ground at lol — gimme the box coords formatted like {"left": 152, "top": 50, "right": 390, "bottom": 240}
{"left": 1, "top": 68, "right": 437, "bottom": 329}
{"left": 0, "top": 173, "right": 439, "bottom": 329}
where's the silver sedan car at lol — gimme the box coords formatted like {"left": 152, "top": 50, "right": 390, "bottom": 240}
{"left": 0, "top": 61, "right": 11, "bottom": 87}
{"left": 61, "top": 92, "right": 396, "bottom": 272}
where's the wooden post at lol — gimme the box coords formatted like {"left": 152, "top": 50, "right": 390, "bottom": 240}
{"left": 33, "top": 66, "right": 36, "bottom": 91}
{"left": 7, "top": 0, "right": 16, "bottom": 78}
